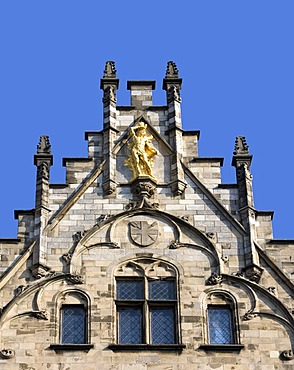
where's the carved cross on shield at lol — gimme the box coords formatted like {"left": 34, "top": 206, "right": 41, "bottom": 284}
{"left": 129, "top": 221, "right": 158, "bottom": 247}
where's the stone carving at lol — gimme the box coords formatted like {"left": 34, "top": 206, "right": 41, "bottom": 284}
{"left": 167, "top": 85, "right": 181, "bottom": 102}
{"left": 96, "top": 214, "right": 110, "bottom": 224}
{"left": 244, "top": 265, "right": 263, "bottom": 283}
{"left": 72, "top": 230, "right": 87, "bottom": 243}
{"left": 129, "top": 221, "right": 158, "bottom": 247}
{"left": 30, "top": 263, "right": 51, "bottom": 279}
{"left": 102, "top": 179, "right": 117, "bottom": 195}
{"left": 37, "top": 135, "right": 51, "bottom": 154}
{"left": 206, "top": 232, "right": 217, "bottom": 243}
{"left": 233, "top": 270, "right": 244, "bottom": 278}
{"left": 170, "top": 180, "right": 187, "bottom": 196}
{"left": 15, "top": 285, "right": 29, "bottom": 297}
{"left": 267, "top": 286, "right": 276, "bottom": 295}
{"left": 102, "top": 85, "right": 117, "bottom": 104}
{"left": 243, "top": 309, "right": 257, "bottom": 321}
{"left": 133, "top": 181, "right": 156, "bottom": 198}
{"left": 165, "top": 61, "right": 179, "bottom": 78}
{"left": 221, "top": 255, "right": 229, "bottom": 263}
{"left": 103, "top": 61, "right": 117, "bottom": 78}
{"left": 124, "top": 122, "right": 158, "bottom": 182}
{"left": 37, "top": 162, "right": 49, "bottom": 180}
{"left": 62, "top": 253, "right": 72, "bottom": 265}
{"left": 233, "top": 136, "right": 249, "bottom": 155}
{"left": 33, "top": 309, "right": 49, "bottom": 320}
{"left": 168, "top": 241, "right": 183, "bottom": 249}
{"left": 66, "top": 273, "right": 84, "bottom": 285}
{"left": 0, "top": 349, "right": 15, "bottom": 359}
{"left": 206, "top": 273, "right": 223, "bottom": 285}
{"left": 280, "top": 350, "right": 294, "bottom": 361}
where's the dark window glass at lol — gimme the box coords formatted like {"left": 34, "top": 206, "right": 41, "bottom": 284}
{"left": 61, "top": 305, "right": 86, "bottom": 344}
{"left": 150, "top": 307, "right": 175, "bottom": 344}
{"left": 208, "top": 306, "right": 234, "bottom": 344}
{"left": 118, "top": 307, "right": 143, "bottom": 344}
{"left": 117, "top": 280, "right": 144, "bottom": 300}
{"left": 116, "top": 277, "right": 177, "bottom": 345}
{"left": 148, "top": 280, "right": 176, "bottom": 300}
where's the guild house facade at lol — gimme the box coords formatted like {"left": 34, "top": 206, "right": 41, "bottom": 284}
{"left": 0, "top": 62, "right": 293, "bottom": 370}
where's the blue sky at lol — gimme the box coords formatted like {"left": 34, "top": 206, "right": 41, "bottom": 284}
{"left": 0, "top": 1, "right": 293, "bottom": 238}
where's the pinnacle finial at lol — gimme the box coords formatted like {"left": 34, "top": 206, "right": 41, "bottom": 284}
{"left": 37, "top": 136, "right": 51, "bottom": 155}
{"left": 233, "top": 136, "right": 249, "bottom": 155}
{"left": 103, "top": 61, "right": 116, "bottom": 78}
{"left": 165, "top": 61, "right": 179, "bottom": 78}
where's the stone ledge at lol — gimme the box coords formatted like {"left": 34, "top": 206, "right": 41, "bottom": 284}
{"left": 108, "top": 344, "right": 186, "bottom": 352}
{"left": 49, "top": 344, "right": 94, "bottom": 351}
{"left": 199, "top": 344, "right": 244, "bottom": 352}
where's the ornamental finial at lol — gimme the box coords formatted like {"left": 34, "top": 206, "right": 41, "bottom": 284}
{"left": 103, "top": 61, "right": 117, "bottom": 78}
{"left": 165, "top": 61, "right": 179, "bottom": 78}
{"left": 37, "top": 136, "right": 51, "bottom": 155}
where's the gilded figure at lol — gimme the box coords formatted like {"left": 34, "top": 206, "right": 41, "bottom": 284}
{"left": 124, "top": 122, "right": 158, "bottom": 181}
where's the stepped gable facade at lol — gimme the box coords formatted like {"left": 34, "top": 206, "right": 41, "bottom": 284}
{"left": 0, "top": 61, "right": 293, "bottom": 369}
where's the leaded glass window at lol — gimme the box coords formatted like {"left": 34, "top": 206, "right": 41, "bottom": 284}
{"left": 61, "top": 305, "right": 86, "bottom": 344}
{"left": 208, "top": 306, "right": 234, "bottom": 344}
{"left": 116, "top": 278, "right": 177, "bottom": 345}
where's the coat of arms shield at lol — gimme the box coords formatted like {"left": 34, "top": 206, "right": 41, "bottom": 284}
{"left": 129, "top": 221, "right": 158, "bottom": 247}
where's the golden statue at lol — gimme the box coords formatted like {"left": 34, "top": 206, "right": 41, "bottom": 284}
{"left": 124, "top": 122, "right": 158, "bottom": 181}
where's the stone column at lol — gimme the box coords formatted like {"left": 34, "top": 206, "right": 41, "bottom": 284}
{"left": 232, "top": 136, "right": 262, "bottom": 282}
{"left": 32, "top": 135, "right": 53, "bottom": 278}
{"left": 100, "top": 61, "right": 119, "bottom": 195}
{"left": 163, "top": 61, "right": 186, "bottom": 196}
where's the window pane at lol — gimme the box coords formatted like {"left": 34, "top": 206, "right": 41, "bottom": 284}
{"left": 117, "top": 280, "right": 144, "bottom": 300}
{"left": 61, "top": 306, "right": 86, "bottom": 344}
{"left": 150, "top": 307, "right": 175, "bottom": 344}
{"left": 208, "top": 307, "right": 234, "bottom": 344}
{"left": 118, "top": 307, "right": 143, "bottom": 344}
{"left": 149, "top": 280, "right": 176, "bottom": 300}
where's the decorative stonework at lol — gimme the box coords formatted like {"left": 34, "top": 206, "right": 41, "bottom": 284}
{"left": 102, "top": 179, "right": 117, "bottom": 195}
{"left": 30, "top": 263, "right": 51, "bottom": 279}
{"left": 280, "top": 350, "right": 294, "bottom": 361}
{"left": 129, "top": 221, "right": 158, "bottom": 247}
{"left": 62, "top": 253, "right": 72, "bottom": 265}
{"left": 66, "top": 273, "right": 84, "bottom": 285}
{"left": 165, "top": 61, "right": 179, "bottom": 78}
{"left": 103, "top": 61, "right": 117, "bottom": 78}
{"left": 37, "top": 135, "right": 51, "bottom": 154}
{"left": 206, "top": 273, "right": 223, "bottom": 285}
{"left": 170, "top": 180, "right": 187, "bottom": 196}
{"left": 102, "top": 85, "right": 117, "bottom": 104}
{"left": 243, "top": 265, "right": 263, "bottom": 283}
{"left": 132, "top": 179, "right": 156, "bottom": 199}
{"left": 0, "top": 348, "right": 15, "bottom": 359}
{"left": 233, "top": 136, "right": 249, "bottom": 155}
{"left": 32, "top": 309, "right": 49, "bottom": 320}
{"left": 167, "top": 85, "right": 181, "bottom": 103}
{"left": 243, "top": 309, "right": 257, "bottom": 321}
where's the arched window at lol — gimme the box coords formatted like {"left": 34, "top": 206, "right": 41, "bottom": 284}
{"left": 113, "top": 258, "right": 182, "bottom": 347}
{"left": 61, "top": 304, "right": 86, "bottom": 344}
{"left": 50, "top": 290, "right": 93, "bottom": 350}
{"left": 200, "top": 291, "right": 243, "bottom": 351}
{"left": 207, "top": 305, "right": 234, "bottom": 344}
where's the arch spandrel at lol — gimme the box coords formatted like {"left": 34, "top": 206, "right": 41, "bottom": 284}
{"left": 68, "top": 208, "right": 221, "bottom": 273}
